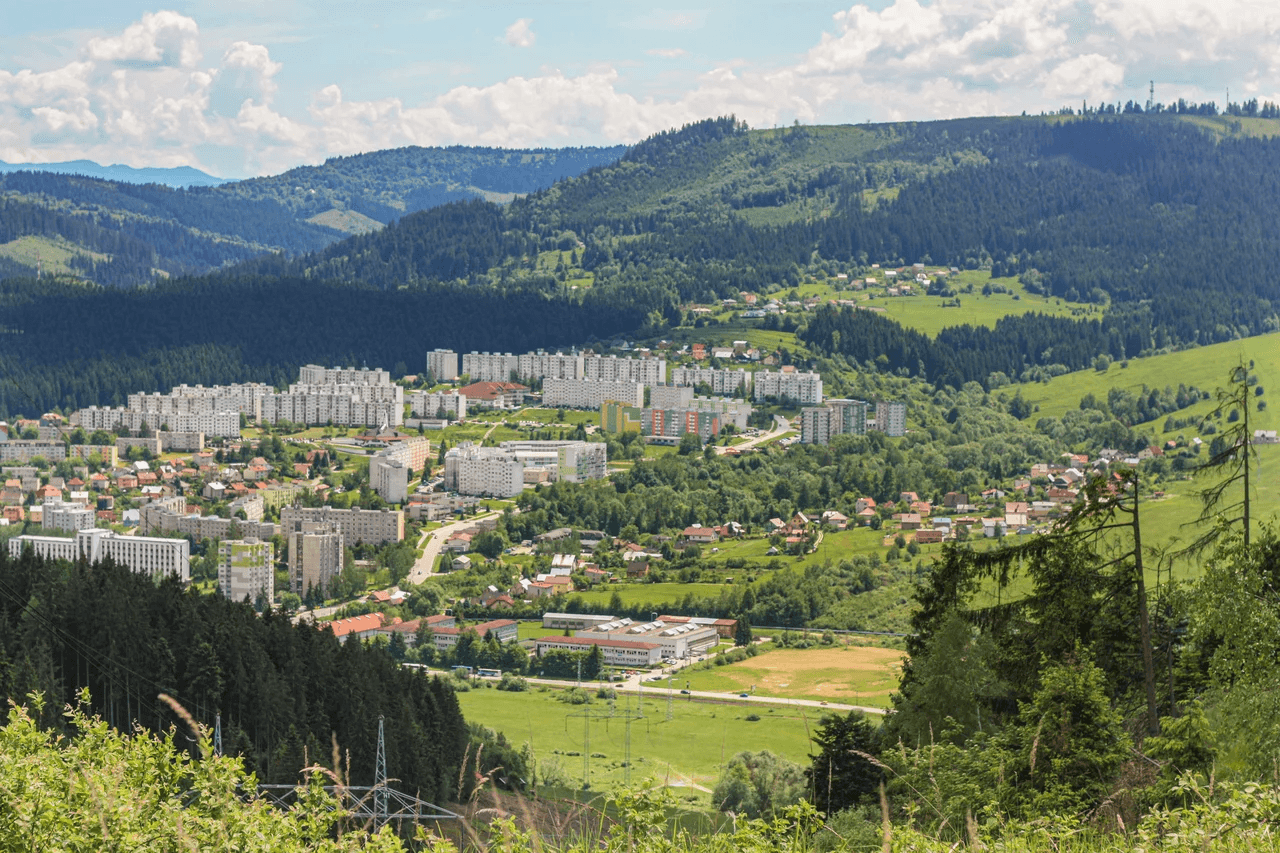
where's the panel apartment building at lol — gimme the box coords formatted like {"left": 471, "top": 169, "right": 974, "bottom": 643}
{"left": 443, "top": 440, "right": 607, "bottom": 497}
{"left": 872, "top": 400, "right": 907, "bottom": 437}
{"left": 218, "top": 538, "right": 274, "bottom": 604}
{"left": 288, "top": 521, "right": 344, "bottom": 596}
{"left": 408, "top": 390, "right": 467, "bottom": 420}
{"left": 426, "top": 349, "right": 459, "bottom": 382}
{"left": 668, "top": 367, "right": 751, "bottom": 397}
{"left": 542, "top": 378, "right": 644, "bottom": 410}
{"left": 9, "top": 528, "right": 190, "bottom": 582}
{"left": 752, "top": 370, "right": 823, "bottom": 405}
{"left": 462, "top": 352, "right": 519, "bottom": 383}
{"left": 279, "top": 505, "right": 404, "bottom": 546}
{"left": 583, "top": 354, "right": 666, "bottom": 386}
{"left": 801, "top": 399, "right": 869, "bottom": 445}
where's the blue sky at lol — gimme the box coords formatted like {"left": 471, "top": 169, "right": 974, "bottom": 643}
{"left": 1, "top": 1, "right": 1275, "bottom": 178}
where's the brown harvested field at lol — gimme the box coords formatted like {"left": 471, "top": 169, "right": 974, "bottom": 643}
{"left": 679, "top": 644, "right": 905, "bottom": 708}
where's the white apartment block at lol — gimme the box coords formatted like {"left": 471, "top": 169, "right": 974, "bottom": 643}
{"left": 443, "top": 444, "right": 525, "bottom": 498}
{"left": 649, "top": 385, "right": 694, "bottom": 409}
{"left": 518, "top": 351, "right": 584, "bottom": 381}
{"left": 369, "top": 455, "right": 409, "bottom": 504}
{"left": 41, "top": 499, "right": 96, "bottom": 532}
{"left": 279, "top": 505, "right": 404, "bottom": 545}
{"left": 752, "top": 370, "right": 823, "bottom": 405}
{"left": 408, "top": 391, "right": 467, "bottom": 420}
{"left": 74, "top": 406, "right": 240, "bottom": 439}
{"left": 298, "top": 364, "right": 391, "bottom": 386}
{"left": 0, "top": 440, "right": 66, "bottom": 463}
{"left": 498, "top": 440, "right": 607, "bottom": 483}
{"left": 669, "top": 367, "right": 751, "bottom": 396}
{"left": 660, "top": 396, "right": 754, "bottom": 431}
{"left": 542, "top": 378, "right": 644, "bottom": 410}
{"left": 139, "top": 497, "right": 276, "bottom": 541}
{"left": 288, "top": 522, "right": 344, "bottom": 596}
{"left": 872, "top": 400, "right": 907, "bottom": 437}
{"left": 462, "top": 352, "right": 519, "bottom": 383}
{"left": 129, "top": 383, "right": 271, "bottom": 418}
{"left": 218, "top": 538, "right": 274, "bottom": 605}
{"left": 801, "top": 399, "right": 868, "bottom": 445}
{"left": 583, "top": 355, "right": 666, "bottom": 386}
{"left": 8, "top": 528, "right": 190, "bottom": 582}
{"left": 426, "top": 349, "right": 459, "bottom": 382}
{"left": 259, "top": 385, "right": 403, "bottom": 428}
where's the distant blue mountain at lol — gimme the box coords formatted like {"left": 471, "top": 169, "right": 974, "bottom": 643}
{"left": 0, "top": 159, "right": 227, "bottom": 188}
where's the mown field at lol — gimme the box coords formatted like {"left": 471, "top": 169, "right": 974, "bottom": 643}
{"left": 455, "top": 685, "right": 818, "bottom": 797}
{"left": 678, "top": 644, "right": 903, "bottom": 708}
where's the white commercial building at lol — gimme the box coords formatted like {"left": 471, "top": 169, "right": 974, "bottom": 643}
{"left": 542, "top": 378, "right": 644, "bottom": 410}
{"left": 534, "top": 635, "right": 663, "bottom": 667}
{"left": 218, "top": 538, "right": 274, "bottom": 605}
{"left": 573, "top": 617, "right": 719, "bottom": 660}
{"left": 752, "top": 370, "right": 823, "bottom": 405}
{"left": 669, "top": 367, "right": 751, "bottom": 397}
{"left": 8, "top": 528, "right": 189, "bottom": 582}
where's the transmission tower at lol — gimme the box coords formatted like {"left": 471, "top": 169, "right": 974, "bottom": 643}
{"left": 375, "top": 715, "right": 388, "bottom": 830}
{"left": 566, "top": 704, "right": 645, "bottom": 789}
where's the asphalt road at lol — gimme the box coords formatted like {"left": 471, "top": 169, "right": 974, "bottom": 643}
{"left": 716, "top": 414, "right": 791, "bottom": 454}
{"left": 406, "top": 511, "right": 498, "bottom": 585}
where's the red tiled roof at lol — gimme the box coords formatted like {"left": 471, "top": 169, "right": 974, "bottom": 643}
{"left": 325, "top": 612, "right": 386, "bottom": 638}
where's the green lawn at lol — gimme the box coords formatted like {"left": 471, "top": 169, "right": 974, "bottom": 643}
{"left": 1006, "top": 331, "right": 1280, "bottom": 423}
{"left": 455, "top": 685, "right": 818, "bottom": 795}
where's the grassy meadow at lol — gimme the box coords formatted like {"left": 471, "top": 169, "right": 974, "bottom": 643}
{"left": 1006, "top": 330, "right": 1280, "bottom": 423}
{"left": 455, "top": 685, "right": 819, "bottom": 796}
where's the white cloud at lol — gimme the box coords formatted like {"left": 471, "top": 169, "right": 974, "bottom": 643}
{"left": 86, "top": 10, "right": 201, "bottom": 69}
{"left": 5, "top": 4, "right": 1280, "bottom": 178}
{"left": 503, "top": 18, "right": 536, "bottom": 49}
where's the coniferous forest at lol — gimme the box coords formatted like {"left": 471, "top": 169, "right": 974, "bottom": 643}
{"left": 0, "top": 548, "right": 469, "bottom": 800}
{"left": 7, "top": 113, "right": 1280, "bottom": 416}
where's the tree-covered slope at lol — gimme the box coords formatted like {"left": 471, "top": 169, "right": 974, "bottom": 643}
{"left": 212, "top": 143, "right": 628, "bottom": 231}
{"left": 0, "top": 144, "right": 626, "bottom": 288}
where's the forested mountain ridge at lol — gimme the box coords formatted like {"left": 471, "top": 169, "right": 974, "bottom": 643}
{"left": 212, "top": 143, "right": 629, "bottom": 232}
{"left": 0, "top": 144, "right": 626, "bottom": 287}
{"left": 9, "top": 113, "right": 1280, "bottom": 416}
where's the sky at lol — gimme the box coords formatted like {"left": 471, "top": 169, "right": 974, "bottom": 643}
{"left": 1, "top": 0, "right": 1277, "bottom": 179}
